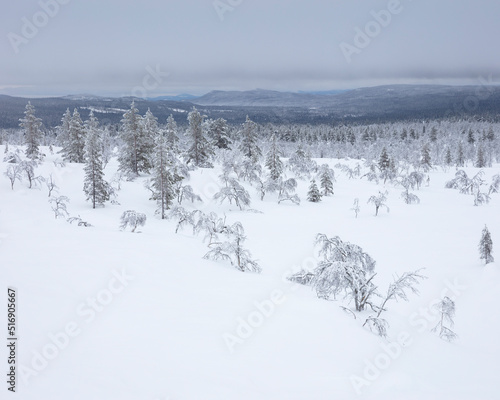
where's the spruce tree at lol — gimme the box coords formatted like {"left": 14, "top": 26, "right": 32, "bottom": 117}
{"left": 65, "top": 108, "right": 86, "bottom": 163}
{"left": 307, "top": 179, "right": 322, "bottom": 202}
{"left": 151, "top": 132, "right": 179, "bottom": 219}
{"left": 239, "top": 115, "right": 261, "bottom": 163}
{"left": 479, "top": 225, "right": 494, "bottom": 264}
{"left": 265, "top": 134, "right": 283, "bottom": 181}
{"left": 20, "top": 102, "right": 43, "bottom": 161}
{"left": 456, "top": 142, "right": 465, "bottom": 167}
{"left": 118, "top": 102, "right": 148, "bottom": 175}
{"left": 83, "top": 111, "right": 110, "bottom": 208}
{"left": 444, "top": 147, "right": 453, "bottom": 166}
{"left": 141, "top": 108, "right": 158, "bottom": 168}
{"left": 421, "top": 143, "right": 432, "bottom": 172}
{"left": 475, "top": 146, "right": 486, "bottom": 168}
{"left": 319, "top": 165, "right": 335, "bottom": 196}
{"left": 378, "top": 147, "right": 392, "bottom": 183}
{"left": 165, "top": 114, "right": 179, "bottom": 153}
{"left": 185, "top": 107, "right": 213, "bottom": 167}
{"left": 57, "top": 108, "right": 71, "bottom": 149}
{"left": 208, "top": 118, "right": 231, "bottom": 150}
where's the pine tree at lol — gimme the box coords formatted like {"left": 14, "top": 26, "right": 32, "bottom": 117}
{"left": 378, "top": 147, "right": 392, "bottom": 183}
{"left": 63, "top": 108, "right": 86, "bottom": 163}
{"left": 118, "top": 102, "right": 148, "bottom": 175}
{"left": 185, "top": 107, "right": 213, "bottom": 167}
{"left": 57, "top": 108, "right": 71, "bottom": 149}
{"left": 475, "top": 146, "right": 486, "bottom": 168}
{"left": 444, "top": 147, "right": 453, "bottom": 166}
{"left": 456, "top": 142, "right": 465, "bottom": 167}
{"left": 421, "top": 143, "right": 432, "bottom": 172}
{"left": 150, "top": 132, "right": 179, "bottom": 219}
{"left": 239, "top": 115, "right": 261, "bottom": 163}
{"left": 265, "top": 134, "right": 283, "bottom": 181}
{"left": 467, "top": 129, "right": 475, "bottom": 145}
{"left": 318, "top": 164, "right": 334, "bottom": 196}
{"left": 141, "top": 108, "right": 158, "bottom": 167}
{"left": 479, "top": 225, "right": 494, "bottom": 264}
{"left": 20, "top": 102, "right": 43, "bottom": 161}
{"left": 165, "top": 114, "right": 179, "bottom": 153}
{"left": 307, "top": 180, "right": 322, "bottom": 202}
{"left": 430, "top": 126, "right": 438, "bottom": 142}
{"left": 83, "top": 111, "right": 110, "bottom": 208}
{"left": 208, "top": 118, "right": 231, "bottom": 150}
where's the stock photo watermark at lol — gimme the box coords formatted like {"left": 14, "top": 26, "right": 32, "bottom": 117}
{"left": 6, "top": 287, "right": 18, "bottom": 393}
{"left": 130, "top": 65, "right": 170, "bottom": 99}
{"left": 18, "top": 269, "right": 133, "bottom": 386}
{"left": 340, "top": 0, "right": 412, "bottom": 64}
{"left": 8, "top": 0, "right": 71, "bottom": 55}
{"left": 213, "top": 0, "right": 243, "bottom": 22}
{"left": 350, "top": 277, "right": 467, "bottom": 395}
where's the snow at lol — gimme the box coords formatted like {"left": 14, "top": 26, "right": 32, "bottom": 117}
{"left": 1, "top": 147, "right": 499, "bottom": 399}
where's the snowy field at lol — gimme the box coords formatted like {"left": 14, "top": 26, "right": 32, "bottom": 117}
{"left": 1, "top": 145, "right": 499, "bottom": 400}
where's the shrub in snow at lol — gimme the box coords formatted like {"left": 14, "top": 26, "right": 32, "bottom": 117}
{"left": 49, "top": 196, "right": 70, "bottom": 219}
{"left": 214, "top": 176, "right": 251, "bottom": 210}
{"left": 432, "top": 297, "right": 458, "bottom": 342}
{"left": 203, "top": 221, "right": 261, "bottom": 273}
{"left": 488, "top": 174, "right": 500, "bottom": 195}
{"left": 351, "top": 198, "right": 360, "bottom": 218}
{"left": 479, "top": 225, "right": 494, "bottom": 264}
{"left": 120, "top": 210, "right": 147, "bottom": 232}
{"left": 367, "top": 191, "right": 389, "bottom": 216}
{"left": 45, "top": 173, "right": 59, "bottom": 197}
{"left": 67, "top": 215, "right": 93, "bottom": 227}
{"left": 4, "top": 165, "right": 22, "bottom": 190}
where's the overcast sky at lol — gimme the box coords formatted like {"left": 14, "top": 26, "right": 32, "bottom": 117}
{"left": 1, "top": 0, "right": 499, "bottom": 97}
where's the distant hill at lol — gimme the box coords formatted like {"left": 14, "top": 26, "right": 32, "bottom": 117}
{"left": 148, "top": 94, "right": 199, "bottom": 102}
{"left": 1, "top": 84, "right": 500, "bottom": 129}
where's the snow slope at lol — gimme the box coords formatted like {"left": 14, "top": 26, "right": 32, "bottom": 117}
{"left": 1, "top": 146, "right": 499, "bottom": 400}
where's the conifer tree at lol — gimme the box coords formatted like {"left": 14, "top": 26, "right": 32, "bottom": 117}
{"left": 378, "top": 147, "right": 392, "bottom": 183}
{"left": 208, "top": 118, "right": 231, "bottom": 150}
{"left": 319, "top": 165, "right": 335, "bottom": 196}
{"left": 479, "top": 225, "right": 494, "bottom": 264}
{"left": 475, "top": 146, "right": 486, "bottom": 168}
{"left": 141, "top": 108, "right": 158, "bottom": 167}
{"left": 64, "top": 108, "right": 86, "bottom": 163}
{"left": 150, "top": 132, "right": 179, "bottom": 219}
{"left": 165, "top": 114, "right": 179, "bottom": 153}
{"left": 20, "top": 102, "right": 43, "bottom": 161}
{"left": 307, "top": 179, "right": 322, "bottom": 202}
{"left": 57, "top": 108, "right": 71, "bottom": 149}
{"left": 83, "top": 111, "right": 110, "bottom": 208}
{"left": 118, "top": 102, "right": 149, "bottom": 175}
{"left": 185, "top": 107, "right": 213, "bottom": 167}
{"left": 239, "top": 115, "right": 261, "bottom": 163}
{"left": 456, "top": 142, "right": 465, "bottom": 167}
{"left": 265, "top": 134, "right": 283, "bottom": 181}
{"left": 421, "top": 143, "right": 432, "bottom": 172}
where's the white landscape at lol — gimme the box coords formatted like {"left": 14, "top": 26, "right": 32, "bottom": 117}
{"left": 1, "top": 104, "right": 499, "bottom": 400}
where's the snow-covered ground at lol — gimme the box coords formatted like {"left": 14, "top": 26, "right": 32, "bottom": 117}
{"left": 1, "top": 146, "right": 499, "bottom": 400}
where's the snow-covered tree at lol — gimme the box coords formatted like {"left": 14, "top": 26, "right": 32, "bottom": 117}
{"left": 351, "top": 198, "right": 360, "bottom": 218}
{"left": 83, "top": 111, "right": 110, "bottom": 209}
{"left": 118, "top": 102, "right": 149, "bottom": 176}
{"left": 204, "top": 221, "right": 261, "bottom": 273}
{"left": 185, "top": 107, "right": 213, "bottom": 167}
{"left": 420, "top": 143, "right": 432, "bottom": 172}
{"left": 364, "top": 270, "right": 425, "bottom": 337}
{"left": 62, "top": 108, "right": 86, "bottom": 163}
{"left": 4, "top": 164, "right": 22, "bottom": 190}
{"left": 265, "top": 134, "right": 283, "bottom": 181}
{"left": 165, "top": 114, "right": 180, "bottom": 153}
{"left": 479, "top": 225, "right": 494, "bottom": 264}
{"left": 208, "top": 118, "right": 231, "bottom": 150}
{"left": 489, "top": 174, "right": 500, "bottom": 195}
{"left": 318, "top": 164, "right": 335, "bottom": 196}
{"left": 19, "top": 160, "right": 41, "bottom": 189}
{"left": 57, "top": 108, "right": 71, "bottom": 149}
{"left": 277, "top": 177, "right": 300, "bottom": 205}
{"left": 141, "top": 108, "right": 159, "bottom": 164}
{"left": 308, "top": 234, "right": 377, "bottom": 311}
{"left": 120, "top": 210, "right": 146, "bottom": 232}
{"left": 214, "top": 176, "right": 251, "bottom": 210}
{"left": 49, "top": 195, "right": 69, "bottom": 219}
{"left": 307, "top": 179, "right": 322, "bottom": 202}
{"left": 148, "top": 131, "right": 179, "bottom": 219}
{"left": 368, "top": 191, "right": 389, "bottom": 216}
{"left": 432, "top": 297, "right": 458, "bottom": 342}
{"left": 238, "top": 115, "right": 261, "bottom": 163}
{"left": 20, "top": 102, "right": 43, "bottom": 161}
{"left": 475, "top": 146, "right": 486, "bottom": 168}
{"left": 378, "top": 147, "right": 393, "bottom": 183}
{"left": 288, "top": 145, "right": 316, "bottom": 179}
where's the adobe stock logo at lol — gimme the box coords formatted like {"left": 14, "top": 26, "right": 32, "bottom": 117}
{"left": 8, "top": 0, "right": 71, "bottom": 55}
{"left": 339, "top": 0, "right": 410, "bottom": 64}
